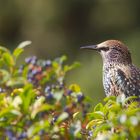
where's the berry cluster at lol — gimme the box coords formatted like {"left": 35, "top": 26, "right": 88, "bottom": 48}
{"left": 15, "top": 56, "right": 91, "bottom": 138}
{"left": 24, "top": 56, "right": 52, "bottom": 86}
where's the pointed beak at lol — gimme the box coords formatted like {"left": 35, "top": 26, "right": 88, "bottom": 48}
{"left": 80, "top": 45, "right": 98, "bottom": 50}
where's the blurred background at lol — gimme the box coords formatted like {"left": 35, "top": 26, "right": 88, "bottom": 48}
{"left": 1, "top": 0, "right": 140, "bottom": 103}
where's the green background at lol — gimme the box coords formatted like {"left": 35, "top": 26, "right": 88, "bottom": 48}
{"left": 1, "top": 0, "right": 140, "bottom": 103}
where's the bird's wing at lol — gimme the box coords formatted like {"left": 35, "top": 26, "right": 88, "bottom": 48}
{"left": 116, "top": 66, "right": 140, "bottom": 97}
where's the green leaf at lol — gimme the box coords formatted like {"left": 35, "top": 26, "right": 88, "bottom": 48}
{"left": 31, "top": 96, "right": 54, "bottom": 119}
{"left": 60, "top": 55, "right": 67, "bottom": 62}
{"left": 86, "top": 119, "right": 104, "bottom": 129}
{"left": 124, "top": 96, "right": 138, "bottom": 103}
{"left": 87, "top": 111, "right": 104, "bottom": 120}
{"left": 0, "top": 46, "right": 10, "bottom": 53}
{"left": 73, "top": 112, "right": 80, "bottom": 118}
{"left": 13, "top": 41, "right": 31, "bottom": 59}
{"left": 2, "top": 52, "right": 15, "bottom": 67}
{"left": 17, "top": 41, "right": 32, "bottom": 49}
{"left": 104, "top": 96, "right": 116, "bottom": 102}
{"left": 31, "top": 104, "right": 54, "bottom": 119}
{"left": 93, "top": 123, "right": 111, "bottom": 138}
{"left": 64, "top": 62, "right": 80, "bottom": 72}
{"left": 108, "top": 104, "right": 121, "bottom": 112}
{"left": 0, "top": 69, "right": 10, "bottom": 84}
{"left": 13, "top": 48, "right": 24, "bottom": 59}
{"left": 56, "top": 112, "right": 69, "bottom": 124}
{"left": 94, "top": 103, "right": 103, "bottom": 111}
{"left": 6, "top": 77, "right": 25, "bottom": 87}
{"left": 93, "top": 111, "right": 104, "bottom": 119}
{"left": 20, "top": 84, "right": 35, "bottom": 113}
{"left": 27, "top": 120, "right": 49, "bottom": 137}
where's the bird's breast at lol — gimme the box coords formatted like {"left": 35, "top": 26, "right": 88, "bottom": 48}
{"left": 103, "top": 64, "right": 140, "bottom": 97}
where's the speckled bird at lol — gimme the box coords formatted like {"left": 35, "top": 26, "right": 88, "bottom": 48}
{"left": 81, "top": 40, "right": 140, "bottom": 98}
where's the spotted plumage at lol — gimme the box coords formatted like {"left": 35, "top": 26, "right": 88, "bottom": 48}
{"left": 81, "top": 40, "right": 140, "bottom": 98}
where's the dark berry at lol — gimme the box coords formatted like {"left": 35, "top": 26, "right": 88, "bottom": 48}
{"left": 32, "top": 69, "right": 39, "bottom": 75}
{"left": 77, "top": 94, "right": 85, "bottom": 103}
{"left": 64, "top": 107, "right": 72, "bottom": 115}
{"left": 72, "top": 102, "right": 77, "bottom": 107}
{"left": 46, "top": 92, "right": 53, "bottom": 100}
{"left": 25, "top": 57, "right": 32, "bottom": 64}
{"left": 82, "top": 110, "right": 87, "bottom": 117}
{"left": 88, "top": 130, "right": 93, "bottom": 137}
{"left": 39, "top": 130, "right": 45, "bottom": 136}
{"left": 31, "top": 56, "right": 37, "bottom": 65}
{"left": 6, "top": 130, "right": 14, "bottom": 139}
{"left": 67, "top": 90, "right": 73, "bottom": 96}
{"left": 18, "top": 132, "right": 27, "bottom": 139}
{"left": 19, "top": 65, "right": 24, "bottom": 73}
{"left": 51, "top": 116, "right": 58, "bottom": 125}
{"left": 0, "top": 88, "right": 5, "bottom": 93}
{"left": 59, "top": 83, "right": 64, "bottom": 90}
{"left": 45, "top": 86, "right": 51, "bottom": 93}
{"left": 86, "top": 103, "right": 91, "bottom": 108}
{"left": 43, "top": 60, "right": 52, "bottom": 67}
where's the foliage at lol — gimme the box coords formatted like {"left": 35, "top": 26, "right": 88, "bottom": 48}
{"left": 86, "top": 95, "right": 140, "bottom": 140}
{"left": 0, "top": 42, "right": 140, "bottom": 140}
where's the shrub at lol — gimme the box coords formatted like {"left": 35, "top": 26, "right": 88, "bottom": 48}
{"left": 0, "top": 41, "right": 140, "bottom": 140}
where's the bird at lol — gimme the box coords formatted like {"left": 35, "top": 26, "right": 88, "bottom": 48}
{"left": 81, "top": 40, "right": 140, "bottom": 98}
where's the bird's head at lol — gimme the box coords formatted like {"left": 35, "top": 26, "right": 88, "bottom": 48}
{"left": 81, "top": 40, "right": 132, "bottom": 65}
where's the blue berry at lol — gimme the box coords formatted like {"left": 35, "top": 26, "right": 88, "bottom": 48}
{"left": 45, "top": 86, "right": 51, "bottom": 93}
{"left": 19, "top": 65, "right": 24, "bottom": 73}
{"left": 67, "top": 90, "right": 73, "bottom": 95}
{"left": 59, "top": 83, "right": 64, "bottom": 90}
{"left": 43, "top": 60, "right": 52, "bottom": 67}
{"left": 46, "top": 92, "right": 53, "bottom": 100}
{"left": 25, "top": 57, "right": 32, "bottom": 64}
{"left": 39, "top": 130, "right": 45, "bottom": 136}
{"left": 6, "top": 130, "right": 14, "bottom": 139}
{"left": 18, "top": 132, "right": 27, "bottom": 139}
{"left": 51, "top": 116, "right": 58, "bottom": 125}
{"left": 32, "top": 69, "right": 38, "bottom": 75}
{"left": 88, "top": 130, "right": 93, "bottom": 137}
{"left": 82, "top": 110, "right": 87, "bottom": 117}
{"left": 25, "top": 56, "right": 37, "bottom": 64}
{"left": 77, "top": 94, "right": 85, "bottom": 103}
{"left": 0, "top": 88, "right": 5, "bottom": 93}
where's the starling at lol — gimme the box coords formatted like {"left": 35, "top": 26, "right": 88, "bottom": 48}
{"left": 81, "top": 40, "right": 140, "bottom": 98}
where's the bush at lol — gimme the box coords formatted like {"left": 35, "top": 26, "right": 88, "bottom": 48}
{"left": 0, "top": 41, "right": 140, "bottom": 140}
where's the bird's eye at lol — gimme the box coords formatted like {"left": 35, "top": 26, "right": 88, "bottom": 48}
{"left": 100, "top": 47, "right": 109, "bottom": 51}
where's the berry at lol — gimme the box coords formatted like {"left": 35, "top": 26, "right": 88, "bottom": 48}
{"left": 45, "top": 86, "right": 51, "bottom": 93}
{"left": 46, "top": 92, "right": 54, "bottom": 100}
{"left": 43, "top": 60, "right": 52, "bottom": 67}
{"left": 77, "top": 94, "right": 85, "bottom": 103}
{"left": 18, "top": 132, "right": 27, "bottom": 139}
{"left": 67, "top": 90, "right": 73, "bottom": 96}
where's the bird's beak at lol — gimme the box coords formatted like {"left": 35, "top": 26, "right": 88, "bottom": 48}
{"left": 80, "top": 45, "right": 98, "bottom": 50}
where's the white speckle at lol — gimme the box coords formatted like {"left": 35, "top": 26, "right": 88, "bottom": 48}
{"left": 120, "top": 114, "right": 127, "bottom": 123}
{"left": 133, "top": 87, "right": 135, "bottom": 91}
{"left": 127, "top": 82, "right": 129, "bottom": 85}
